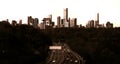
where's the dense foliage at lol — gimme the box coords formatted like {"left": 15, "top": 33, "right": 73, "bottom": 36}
{"left": 0, "top": 22, "right": 52, "bottom": 64}
{"left": 1, "top": 21, "right": 120, "bottom": 64}
{"left": 44, "top": 28, "right": 120, "bottom": 64}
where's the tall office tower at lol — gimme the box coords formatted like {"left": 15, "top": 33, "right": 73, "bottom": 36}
{"left": 51, "top": 22, "right": 54, "bottom": 26}
{"left": 34, "top": 18, "right": 39, "bottom": 24}
{"left": 63, "top": 8, "right": 69, "bottom": 27}
{"left": 64, "top": 19, "right": 69, "bottom": 27}
{"left": 28, "top": 16, "right": 33, "bottom": 25}
{"left": 90, "top": 20, "right": 94, "bottom": 28}
{"left": 6, "top": 19, "right": 9, "bottom": 22}
{"left": 86, "top": 20, "right": 91, "bottom": 28}
{"left": 4, "top": 19, "right": 9, "bottom": 23}
{"left": 106, "top": 21, "right": 113, "bottom": 28}
{"left": 95, "top": 13, "right": 99, "bottom": 28}
{"left": 68, "top": 17, "right": 71, "bottom": 27}
{"left": 42, "top": 14, "right": 53, "bottom": 29}
{"left": 34, "top": 18, "right": 39, "bottom": 28}
{"left": 48, "top": 14, "right": 52, "bottom": 21}
{"left": 43, "top": 18, "right": 52, "bottom": 26}
{"left": 70, "top": 18, "right": 77, "bottom": 27}
{"left": 12, "top": 20, "right": 17, "bottom": 26}
{"left": 60, "top": 19, "right": 64, "bottom": 27}
{"left": 19, "top": 19, "right": 22, "bottom": 25}
{"left": 43, "top": 14, "right": 52, "bottom": 26}
{"left": 57, "top": 16, "right": 61, "bottom": 28}
{"left": 97, "top": 13, "right": 99, "bottom": 22}
{"left": 64, "top": 8, "right": 68, "bottom": 20}
{"left": 86, "top": 20, "right": 94, "bottom": 28}
{"left": 40, "top": 22, "right": 45, "bottom": 29}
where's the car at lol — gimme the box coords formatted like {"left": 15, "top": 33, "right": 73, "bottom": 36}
{"left": 52, "top": 60, "right": 56, "bottom": 62}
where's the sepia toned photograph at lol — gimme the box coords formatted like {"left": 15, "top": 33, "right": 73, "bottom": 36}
{"left": 0, "top": 0, "right": 120, "bottom": 64}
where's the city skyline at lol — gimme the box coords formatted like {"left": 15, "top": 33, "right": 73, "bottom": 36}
{"left": 0, "top": 0, "right": 120, "bottom": 27}
{"left": 0, "top": 8, "right": 114, "bottom": 28}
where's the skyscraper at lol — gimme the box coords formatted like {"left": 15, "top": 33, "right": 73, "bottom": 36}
{"left": 27, "top": 16, "right": 39, "bottom": 28}
{"left": 34, "top": 18, "right": 39, "bottom": 28}
{"left": 60, "top": 19, "right": 64, "bottom": 27}
{"left": 86, "top": 20, "right": 94, "bottom": 28}
{"left": 12, "top": 20, "right": 17, "bottom": 26}
{"left": 70, "top": 18, "right": 77, "bottom": 27}
{"left": 95, "top": 13, "right": 99, "bottom": 28}
{"left": 41, "top": 14, "right": 54, "bottom": 29}
{"left": 90, "top": 20, "right": 94, "bottom": 28}
{"left": 57, "top": 16, "right": 61, "bottom": 28}
{"left": 64, "top": 8, "right": 68, "bottom": 20}
{"left": 97, "top": 13, "right": 99, "bottom": 22}
{"left": 48, "top": 14, "right": 52, "bottom": 21}
{"left": 28, "top": 16, "right": 34, "bottom": 25}
{"left": 39, "top": 22, "right": 45, "bottom": 29}
{"left": 19, "top": 19, "right": 22, "bottom": 25}
{"left": 106, "top": 21, "right": 113, "bottom": 28}
{"left": 28, "top": 16, "right": 32, "bottom": 25}
{"left": 42, "top": 15, "right": 52, "bottom": 26}
{"left": 63, "top": 8, "right": 69, "bottom": 27}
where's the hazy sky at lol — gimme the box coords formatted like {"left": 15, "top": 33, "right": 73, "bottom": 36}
{"left": 0, "top": 0, "right": 120, "bottom": 27}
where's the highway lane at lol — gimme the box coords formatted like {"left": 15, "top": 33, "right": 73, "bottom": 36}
{"left": 46, "top": 43, "right": 85, "bottom": 64}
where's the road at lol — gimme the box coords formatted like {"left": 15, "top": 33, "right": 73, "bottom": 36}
{"left": 46, "top": 42, "right": 85, "bottom": 64}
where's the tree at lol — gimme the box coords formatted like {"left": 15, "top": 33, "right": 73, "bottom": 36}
{"left": 0, "top": 23, "right": 52, "bottom": 64}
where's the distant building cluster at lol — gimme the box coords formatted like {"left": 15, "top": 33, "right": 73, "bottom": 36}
{"left": 106, "top": 21, "right": 113, "bottom": 28}
{"left": 0, "top": 8, "right": 114, "bottom": 29}
{"left": 40, "top": 14, "right": 54, "bottom": 29}
{"left": 28, "top": 16, "right": 39, "bottom": 28}
{"left": 39, "top": 8, "right": 77, "bottom": 29}
{"left": 86, "top": 13, "right": 113, "bottom": 28}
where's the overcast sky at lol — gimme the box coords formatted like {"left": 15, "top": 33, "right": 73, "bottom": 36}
{"left": 0, "top": 0, "right": 120, "bottom": 27}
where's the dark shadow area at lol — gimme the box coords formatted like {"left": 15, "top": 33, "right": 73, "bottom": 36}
{"left": 0, "top": 22, "right": 52, "bottom": 64}
{"left": 44, "top": 28, "right": 120, "bottom": 64}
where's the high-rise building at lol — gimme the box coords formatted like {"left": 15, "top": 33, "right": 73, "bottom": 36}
{"left": 68, "top": 18, "right": 71, "bottom": 27}
{"left": 106, "top": 21, "right": 113, "bottom": 28}
{"left": 42, "top": 15, "right": 53, "bottom": 26}
{"left": 6, "top": 19, "right": 9, "bottom": 22}
{"left": 34, "top": 18, "right": 39, "bottom": 23}
{"left": 90, "top": 20, "right": 94, "bottom": 28}
{"left": 95, "top": 13, "right": 99, "bottom": 28}
{"left": 64, "top": 19, "right": 69, "bottom": 27}
{"left": 60, "top": 19, "right": 64, "bottom": 27}
{"left": 97, "top": 13, "right": 99, "bottom": 22}
{"left": 63, "top": 8, "right": 69, "bottom": 27}
{"left": 64, "top": 8, "right": 68, "bottom": 20}
{"left": 41, "top": 14, "right": 54, "bottom": 29}
{"left": 28, "top": 16, "right": 32, "bottom": 25}
{"left": 51, "top": 22, "right": 54, "bottom": 26}
{"left": 86, "top": 20, "right": 94, "bottom": 28}
{"left": 57, "top": 16, "right": 61, "bottom": 28}
{"left": 33, "top": 18, "right": 39, "bottom": 28}
{"left": 39, "top": 22, "right": 45, "bottom": 29}
{"left": 79, "top": 24, "right": 84, "bottom": 28}
{"left": 43, "top": 18, "right": 52, "bottom": 26}
{"left": 27, "top": 16, "right": 39, "bottom": 28}
{"left": 19, "top": 19, "right": 22, "bottom": 25}
{"left": 48, "top": 14, "right": 52, "bottom": 21}
{"left": 70, "top": 18, "right": 77, "bottom": 27}
{"left": 12, "top": 20, "right": 17, "bottom": 26}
